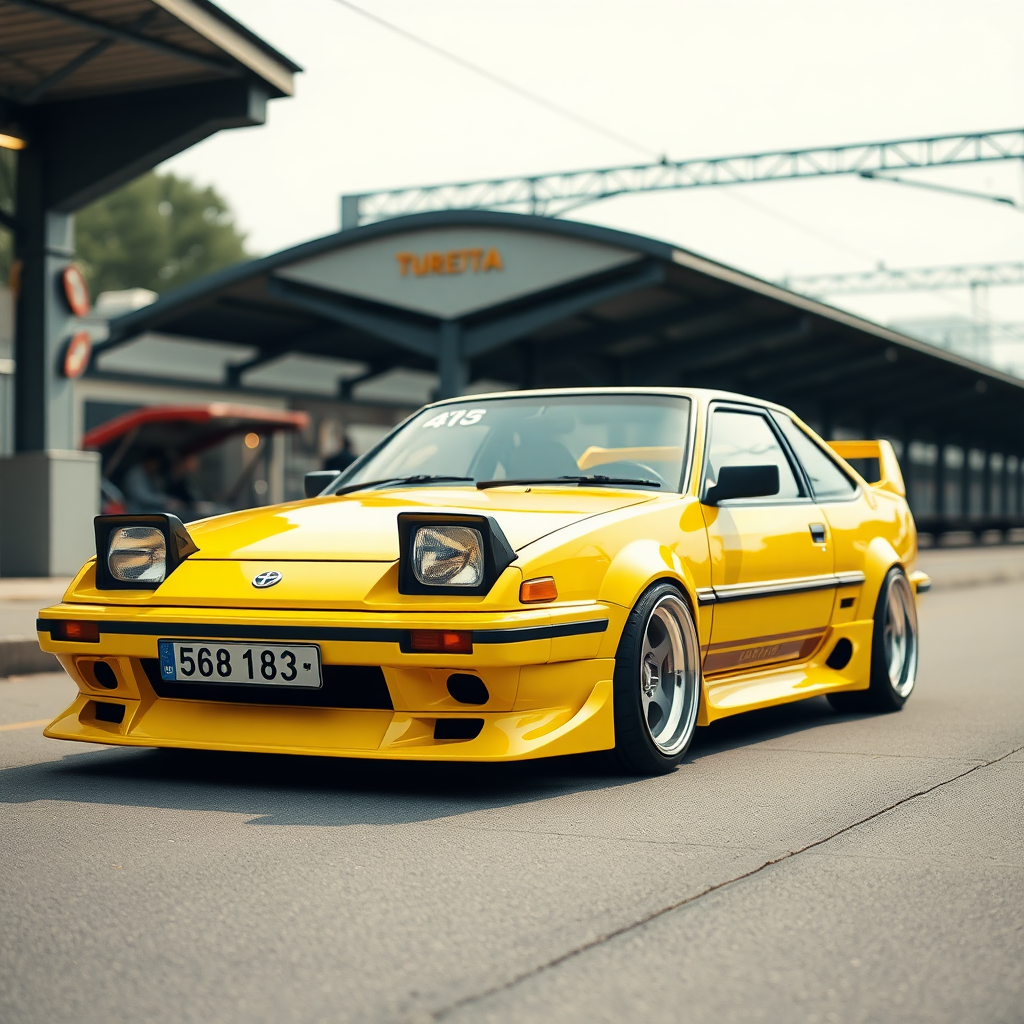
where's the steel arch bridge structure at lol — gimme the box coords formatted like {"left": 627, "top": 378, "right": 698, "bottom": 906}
{"left": 341, "top": 128, "right": 1024, "bottom": 228}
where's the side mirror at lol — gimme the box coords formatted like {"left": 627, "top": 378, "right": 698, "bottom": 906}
{"left": 304, "top": 470, "right": 341, "bottom": 498}
{"left": 703, "top": 464, "right": 779, "bottom": 505}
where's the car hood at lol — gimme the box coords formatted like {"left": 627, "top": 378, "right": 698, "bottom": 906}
{"left": 187, "top": 486, "right": 654, "bottom": 561}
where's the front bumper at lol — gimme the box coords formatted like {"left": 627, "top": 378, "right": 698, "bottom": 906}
{"left": 38, "top": 603, "right": 623, "bottom": 761}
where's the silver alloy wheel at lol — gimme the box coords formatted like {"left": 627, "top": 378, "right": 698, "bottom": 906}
{"left": 883, "top": 573, "right": 918, "bottom": 698}
{"left": 638, "top": 593, "right": 700, "bottom": 756}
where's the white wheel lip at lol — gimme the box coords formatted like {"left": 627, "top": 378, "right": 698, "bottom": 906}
{"left": 883, "top": 573, "right": 918, "bottom": 698}
{"left": 638, "top": 593, "right": 700, "bottom": 756}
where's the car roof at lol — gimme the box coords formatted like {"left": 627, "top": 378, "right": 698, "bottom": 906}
{"left": 426, "top": 387, "right": 791, "bottom": 415}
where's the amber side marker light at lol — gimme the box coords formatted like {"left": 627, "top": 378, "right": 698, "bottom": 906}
{"left": 55, "top": 621, "right": 100, "bottom": 642}
{"left": 520, "top": 577, "right": 558, "bottom": 603}
{"left": 408, "top": 629, "right": 473, "bottom": 654}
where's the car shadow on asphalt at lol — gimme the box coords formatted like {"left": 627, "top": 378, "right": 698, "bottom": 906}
{"left": 689, "top": 694, "right": 844, "bottom": 761}
{"left": 0, "top": 745, "right": 633, "bottom": 826}
{"left": 0, "top": 696, "right": 852, "bottom": 826}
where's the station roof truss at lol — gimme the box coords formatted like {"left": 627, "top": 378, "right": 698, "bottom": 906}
{"left": 97, "top": 211, "right": 1024, "bottom": 452}
{"left": 0, "top": 0, "right": 298, "bottom": 106}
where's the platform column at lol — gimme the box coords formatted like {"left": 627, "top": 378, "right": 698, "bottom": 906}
{"left": 934, "top": 441, "right": 946, "bottom": 520}
{"left": 960, "top": 444, "right": 972, "bottom": 518}
{"left": 437, "top": 320, "right": 468, "bottom": 400}
{"left": 0, "top": 147, "right": 98, "bottom": 576}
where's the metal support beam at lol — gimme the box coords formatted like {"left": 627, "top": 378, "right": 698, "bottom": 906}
{"left": 935, "top": 441, "right": 947, "bottom": 517}
{"left": 643, "top": 317, "right": 812, "bottom": 379}
{"left": 832, "top": 364, "right": 950, "bottom": 410}
{"left": 437, "top": 321, "right": 466, "bottom": 400}
{"left": 12, "top": 154, "right": 76, "bottom": 452}
{"left": 461, "top": 262, "right": 664, "bottom": 358}
{"left": 768, "top": 352, "right": 892, "bottom": 398}
{"left": 961, "top": 446, "right": 973, "bottom": 517}
{"left": 536, "top": 297, "right": 745, "bottom": 365}
{"left": 900, "top": 425, "right": 915, "bottom": 509}
{"left": 224, "top": 349, "right": 284, "bottom": 387}
{"left": 19, "top": 10, "right": 159, "bottom": 104}
{"left": 341, "top": 128, "right": 1024, "bottom": 226}
{"left": 338, "top": 364, "right": 388, "bottom": 399}
{"left": 266, "top": 278, "right": 437, "bottom": 358}
{"left": 740, "top": 336, "right": 861, "bottom": 388}
{"left": 588, "top": 297, "right": 741, "bottom": 350}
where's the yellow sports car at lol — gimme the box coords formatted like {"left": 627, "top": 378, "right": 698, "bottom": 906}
{"left": 39, "top": 388, "right": 928, "bottom": 774}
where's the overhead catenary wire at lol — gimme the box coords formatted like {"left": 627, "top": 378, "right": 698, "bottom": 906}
{"left": 330, "top": 0, "right": 658, "bottom": 159}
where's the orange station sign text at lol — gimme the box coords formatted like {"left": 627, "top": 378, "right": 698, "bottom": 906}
{"left": 396, "top": 247, "right": 504, "bottom": 278}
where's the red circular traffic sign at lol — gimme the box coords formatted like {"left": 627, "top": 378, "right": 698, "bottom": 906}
{"left": 62, "top": 330, "right": 92, "bottom": 378}
{"left": 61, "top": 264, "right": 91, "bottom": 316}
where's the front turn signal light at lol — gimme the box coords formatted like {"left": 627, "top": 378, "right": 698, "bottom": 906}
{"left": 408, "top": 629, "right": 473, "bottom": 654}
{"left": 520, "top": 577, "right": 558, "bottom": 603}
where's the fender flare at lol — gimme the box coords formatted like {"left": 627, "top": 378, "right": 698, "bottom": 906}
{"left": 860, "top": 536, "right": 905, "bottom": 619}
{"left": 597, "top": 538, "right": 702, "bottom": 621}
{"left": 598, "top": 538, "right": 710, "bottom": 724}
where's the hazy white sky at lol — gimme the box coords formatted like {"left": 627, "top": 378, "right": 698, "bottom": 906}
{"left": 163, "top": 0, "right": 1024, "bottom": 336}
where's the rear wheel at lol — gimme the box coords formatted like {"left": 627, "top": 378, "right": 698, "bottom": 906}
{"left": 612, "top": 583, "right": 701, "bottom": 774}
{"left": 828, "top": 566, "right": 918, "bottom": 713}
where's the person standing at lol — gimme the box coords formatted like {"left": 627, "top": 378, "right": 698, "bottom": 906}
{"left": 324, "top": 434, "right": 357, "bottom": 473}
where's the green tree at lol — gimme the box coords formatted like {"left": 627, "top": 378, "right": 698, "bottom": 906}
{"left": 75, "top": 171, "right": 250, "bottom": 295}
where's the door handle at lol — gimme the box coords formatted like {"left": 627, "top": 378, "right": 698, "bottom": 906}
{"left": 809, "top": 523, "right": 827, "bottom": 544}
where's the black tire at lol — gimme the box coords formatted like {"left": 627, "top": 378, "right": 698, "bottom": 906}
{"left": 611, "top": 582, "right": 702, "bottom": 775}
{"left": 827, "top": 566, "right": 919, "bottom": 714}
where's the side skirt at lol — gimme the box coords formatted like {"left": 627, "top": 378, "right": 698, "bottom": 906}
{"left": 698, "top": 619, "right": 873, "bottom": 725}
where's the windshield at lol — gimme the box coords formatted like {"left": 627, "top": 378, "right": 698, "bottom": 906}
{"left": 333, "top": 394, "right": 692, "bottom": 493}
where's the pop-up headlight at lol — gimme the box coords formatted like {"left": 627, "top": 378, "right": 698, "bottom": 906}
{"left": 108, "top": 526, "right": 166, "bottom": 583}
{"left": 412, "top": 525, "right": 484, "bottom": 587}
{"left": 94, "top": 514, "right": 199, "bottom": 590}
{"left": 398, "top": 513, "right": 515, "bottom": 596}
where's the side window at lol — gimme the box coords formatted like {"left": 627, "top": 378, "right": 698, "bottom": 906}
{"left": 704, "top": 410, "right": 803, "bottom": 501}
{"left": 773, "top": 413, "right": 857, "bottom": 500}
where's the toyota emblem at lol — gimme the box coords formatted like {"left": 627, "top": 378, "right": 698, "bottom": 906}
{"left": 252, "top": 570, "right": 283, "bottom": 589}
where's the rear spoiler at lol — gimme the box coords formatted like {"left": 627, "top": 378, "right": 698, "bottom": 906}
{"left": 826, "top": 440, "right": 905, "bottom": 497}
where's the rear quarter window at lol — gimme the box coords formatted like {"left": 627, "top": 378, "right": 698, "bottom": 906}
{"left": 773, "top": 414, "right": 858, "bottom": 501}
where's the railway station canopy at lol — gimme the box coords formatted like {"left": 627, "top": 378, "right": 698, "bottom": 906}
{"left": 0, "top": 0, "right": 298, "bottom": 576}
{"left": 100, "top": 210, "right": 1024, "bottom": 458}
{"left": 0, "top": 0, "right": 298, "bottom": 212}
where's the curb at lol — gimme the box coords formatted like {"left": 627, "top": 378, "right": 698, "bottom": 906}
{"left": 926, "top": 571, "right": 1024, "bottom": 592}
{"left": 0, "top": 637, "right": 59, "bottom": 678}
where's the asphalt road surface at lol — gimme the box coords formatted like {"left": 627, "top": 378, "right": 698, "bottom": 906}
{"left": 1, "top": 580, "right": 1021, "bottom": 1024}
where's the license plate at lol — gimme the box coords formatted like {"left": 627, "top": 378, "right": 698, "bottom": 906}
{"left": 158, "top": 640, "right": 322, "bottom": 688}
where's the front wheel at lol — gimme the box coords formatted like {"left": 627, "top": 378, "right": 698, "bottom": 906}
{"left": 612, "top": 583, "right": 702, "bottom": 774}
{"left": 828, "top": 566, "right": 919, "bottom": 714}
